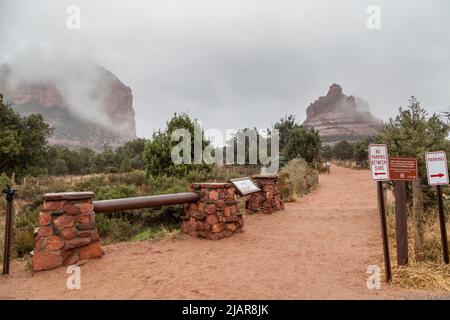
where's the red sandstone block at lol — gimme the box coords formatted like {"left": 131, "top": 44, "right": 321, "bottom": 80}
{"left": 44, "top": 236, "right": 65, "bottom": 251}
{"left": 33, "top": 251, "right": 63, "bottom": 271}
{"left": 206, "top": 215, "right": 218, "bottom": 225}
{"left": 37, "top": 226, "right": 53, "bottom": 237}
{"left": 191, "top": 211, "right": 206, "bottom": 220}
{"left": 42, "top": 200, "right": 65, "bottom": 212}
{"left": 223, "top": 216, "right": 239, "bottom": 222}
{"left": 215, "top": 199, "right": 225, "bottom": 208}
{"left": 205, "top": 204, "right": 216, "bottom": 215}
{"left": 78, "top": 202, "right": 93, "bottom": 213}
{"left": 79, "top": 242, "right": 104, "bottom": 260}
{"left": 39, "top": 212, "right": 52, "bottom": 226}
{"left": 91, "top": 230, "right": 100, "bottom": 242}
{"left": 211, "top": 223, "right": 226, "bottom": 233}
{"left": 225, "top": 193, "right": 236, "bottom": 201}
{"left": 75, "top": 222, "right": 96, "bottom": 231}
{"left": 60, "top": 228, "right": 77, "bottom": 240}
{"left": 54, "top": 215, "right": 76, "bottom": 229}
{"left": 182, "top": 221, "right": 194, "bottom": 234}
{"left": 65, "top": 237, "right": 92, "bottom": 250}
{"left": 77, "top": 230, "right": 93, "bottom": 238}
{"left": 64, "top": 253, "right": 80, "bottom": 266}
{"left": 226, "top": 223, "right": 237, "bottom": 232}
{"left": 203, "top": 223, "right": 211, "bottom": 232}
{"left": 197, "top": 202, "right": 205, "bottom": 212}
{"left": 194, "top": 221, "right": 203, "bottom": 231}
{"left": 206, "top": 230, "right": 231, "bottom": 240}
{"left": 79, "top": 212, "right": 91, "bottom": 224}
{"left": 61, "top": 248, "right": 75, "bottom": 261}
{"left": 209, "top": 190, "right": 219, "bottom": 201}
{"left": 63, "top": 205, "right": 80, "bottom": 215}
{"left": 224, "top": 207, "right": 231, "bottom": 217}
{"left": 35, "top": 238, "right": 45, "bottom": 251}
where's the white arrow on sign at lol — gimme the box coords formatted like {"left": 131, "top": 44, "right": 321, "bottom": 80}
{"left": 369, "top": 144, "right": 390, "bottom": 181}
{"left": 425, "top": 151, "right": 449, "bottom": 186}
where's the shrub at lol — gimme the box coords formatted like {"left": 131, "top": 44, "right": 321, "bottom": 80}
{"left": 15, "top": 208, "right": 39, "bottom": 233}
{"left": 119, "top": 156, "right": 133, "bottom": 173}
{"left": 14, "top": 208, "right": 39, "bottom": 257}
{"left": 279, "top": 158, "right": 318, "bottom": 202}
{"left": 95, "top": 184, "right": 137, "bottom": 201}
{"left": 206, "top": 165, "right": 259, "bottom": 181}
{"left": 148, "top": 175, "right": 190, "bottom": 195}
{"left": 17, "top": 176, "right": 70, "bottom": 207}
{"left": 96, "top": 214, "right": 143, "bottom": 243}
{"left": 106, "top": 170, "right": 147, "bottom": 186}
{"left": 15, "top": 230, "right": 35, "bottom": 257}
{"left": 104, "top": 166, "right": 119, "bottom": 174}
{"left": 0, "top": 174, "right": 14, "bottom": 209}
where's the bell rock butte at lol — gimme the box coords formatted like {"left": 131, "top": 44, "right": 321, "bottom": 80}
{"left": 0, "top": 64, "right": 136, "bottom": 150}
{"left": 302, "top": 84, "right": 382, "bottom": 144}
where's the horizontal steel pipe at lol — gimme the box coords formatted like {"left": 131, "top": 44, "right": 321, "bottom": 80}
{"left": 93, "top": 192, "right": 201, "bottom": 213}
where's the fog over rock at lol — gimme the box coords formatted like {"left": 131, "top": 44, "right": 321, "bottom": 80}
{"left": 1, "top": 1, "right": 449, "bottom": 139}
{"left": 303, "top": 84, "right": 382, "bottom": 144}
{"left": 0, "top": 64, "right": 136, "bottom": 150}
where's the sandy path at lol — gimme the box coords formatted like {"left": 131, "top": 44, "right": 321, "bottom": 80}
{"left": 0, "top": 166, "right": 432, "bottom": 299}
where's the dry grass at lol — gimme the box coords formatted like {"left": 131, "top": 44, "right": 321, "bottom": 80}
{"left": 386, "top": 206, "right": 450, "bottom": 292}
{"left": 158, "top": 225, "right": 183, "bottom": 240}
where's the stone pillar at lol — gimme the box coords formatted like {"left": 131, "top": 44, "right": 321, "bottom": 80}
{"left": 246, "top": 176, "right": 284, "bottom": 214}
{"left": 182, "top": 183, "right": 244, "bottom": 240}
{"left": 33, "top": 192, "right": 104, "bottom": 271}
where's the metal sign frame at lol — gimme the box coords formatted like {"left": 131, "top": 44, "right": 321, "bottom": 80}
{"left": 369, "top": 144, "right": 390, "bottom": 181}
{"left": 425, "top": 151, "right": 449, "bottom": 186}
{"left": 230, "top": 177, "right": 261, "bottom": 196}
{"left": 388, "top": 157, "right": 418, "bottom": 181}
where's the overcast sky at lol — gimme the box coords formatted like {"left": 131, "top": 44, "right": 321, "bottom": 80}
{"left": 1, "top": 0, "right": 449, "bottom": 138}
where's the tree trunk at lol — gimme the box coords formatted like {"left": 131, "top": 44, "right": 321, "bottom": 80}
{"left": 412, "top": 180, "right": 424, "bottom": 260}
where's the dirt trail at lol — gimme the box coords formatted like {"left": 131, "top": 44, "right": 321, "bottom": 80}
{"left": 0, "top": 166, "right": 432, "bottom": 299}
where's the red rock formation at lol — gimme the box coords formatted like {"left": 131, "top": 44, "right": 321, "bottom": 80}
{"left": 303, "top": 84, "right": 382, "bottom": 144}
{"left": 0, "top": 64, "right": 136, "bottom": 150}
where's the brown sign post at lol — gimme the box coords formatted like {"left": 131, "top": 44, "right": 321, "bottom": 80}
{"left": 389, "top": 157, "right": 418, "bottom": 181}
{"left": 389, "top": 157, "right": 418, "bottom": 266}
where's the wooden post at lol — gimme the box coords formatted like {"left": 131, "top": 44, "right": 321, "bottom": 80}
{"left": 394, "top": 181, "right": 408, "bottom": 266}
{"left": 436, "top": 185, "right": 449, "bottom": 264}
{"left": 412, "top": 180, "right": 424, "bottom": 259}
{"left": 377, "top": 181, "right": 392, "bottom": 282}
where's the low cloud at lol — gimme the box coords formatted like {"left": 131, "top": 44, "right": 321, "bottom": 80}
{"left": 1, "top": 0, "right": 449, "bottom": 137}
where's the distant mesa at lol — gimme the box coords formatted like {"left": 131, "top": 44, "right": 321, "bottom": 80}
{"left": 302, "top": 83, "right": 382, "bottom": 144}
{"left": 0, "top": 64, "right": 136, "bottom": 150}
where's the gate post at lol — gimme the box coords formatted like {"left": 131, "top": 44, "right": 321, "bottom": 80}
{"left": 246, "top": 176, "right": 284, "bottom": 214}
{"left": 182, "top": 183, "right": 244, "bottom": 240}
{"left": 33, "top": 192, "right": 103, "bottom": 271}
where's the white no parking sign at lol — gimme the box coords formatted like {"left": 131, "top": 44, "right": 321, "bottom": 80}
{"left": 369, "top": 144, "right": 390, "bottom": 181}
